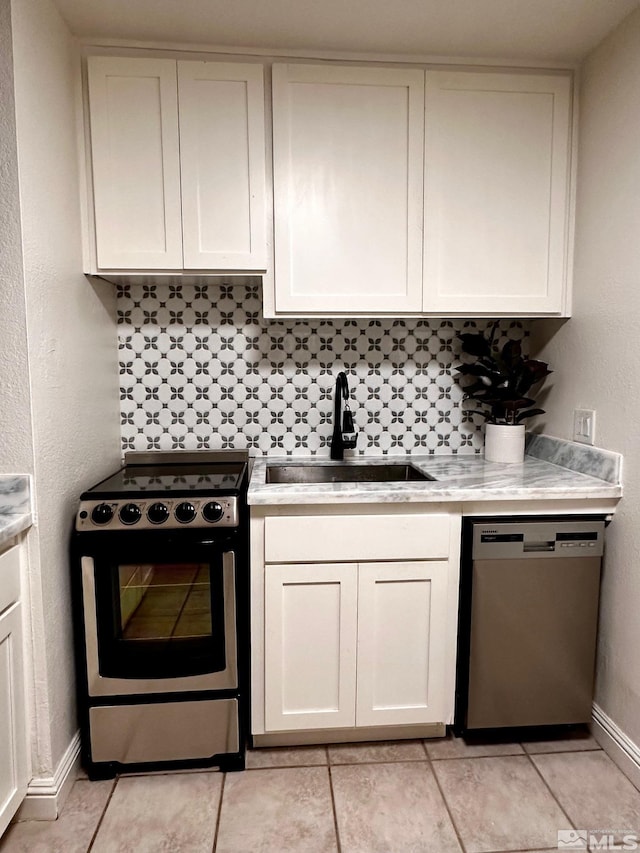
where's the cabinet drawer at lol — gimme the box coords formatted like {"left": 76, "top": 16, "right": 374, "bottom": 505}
{"left": 264, "top": 514, "right": 451, "bottom": 563}
{"left": 0, "top": 546, "right": 20, "bottom": 614}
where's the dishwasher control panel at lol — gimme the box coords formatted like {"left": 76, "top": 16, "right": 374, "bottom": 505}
{"left": 473, "top": 520, "right": 605, "bottom": 559}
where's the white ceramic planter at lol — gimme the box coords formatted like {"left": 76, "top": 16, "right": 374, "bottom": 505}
{"left": 484, "top": 423, "right": 526, "bottom": 464}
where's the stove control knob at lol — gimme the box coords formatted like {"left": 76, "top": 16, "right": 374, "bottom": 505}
{"left": 147, "top": 502, "right": 169, "bottom": 524}
{"left": 203, "top": 501, "right": 224, "bottom": 523}
{"left": 91, "top": 503, "right": 114, "bottom": 525}
{"left": 119, "top": 503, "right": 142, "bottom": 525}
{"left": 175, "top": 501, "right": 196, "bottom": 524}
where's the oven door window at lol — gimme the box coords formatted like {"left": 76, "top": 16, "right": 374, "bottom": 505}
{"left": 94, "top": 549, "right": 227, "bottom": 679}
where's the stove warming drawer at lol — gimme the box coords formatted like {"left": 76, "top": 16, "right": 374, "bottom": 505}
{"left": 89, "top": 699, "right": 239, "bottom": 764}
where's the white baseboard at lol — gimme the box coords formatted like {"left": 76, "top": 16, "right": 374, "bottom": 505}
{"left": 16, "top": 731, "right": 81, "bottom": 821}
{"left": 592, "top": 703, "right": 640, "bottom": 793}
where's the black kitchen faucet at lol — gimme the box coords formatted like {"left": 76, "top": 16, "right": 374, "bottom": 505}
{"left": 330, "top": 371, "right": 358, "bottom": 460}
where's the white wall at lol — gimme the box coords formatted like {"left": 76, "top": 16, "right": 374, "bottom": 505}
{"left": 532, "top": 7, "right": 640, "bottom": 748}
{"left": 0, "top": 0, "right": 33, "bottom": 476}
{"left": 10, "top": 0, "right": 121, "bottom": 777}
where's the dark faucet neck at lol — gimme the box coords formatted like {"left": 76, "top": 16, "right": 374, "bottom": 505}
{"left": 330, "top": 372, "right": 348, "bottom": 460}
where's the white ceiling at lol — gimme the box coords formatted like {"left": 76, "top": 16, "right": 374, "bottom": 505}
{"left": 52, "top": 0, "right": 639, "bottom": 63}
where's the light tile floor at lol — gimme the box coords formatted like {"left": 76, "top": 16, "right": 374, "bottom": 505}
{"left": 2, "top": 730, "right": 640, "bottom": 853}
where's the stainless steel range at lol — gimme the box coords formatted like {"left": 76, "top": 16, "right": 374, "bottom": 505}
{"left": 72, "top": 451, "right": 249, "bottom": 779}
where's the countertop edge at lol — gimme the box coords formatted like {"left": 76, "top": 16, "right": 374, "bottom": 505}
{"left": 0, "top": 512, "right": 33, "bottom": 549}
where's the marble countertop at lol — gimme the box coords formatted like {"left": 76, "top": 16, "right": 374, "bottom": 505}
{"left": 248, "top": 448, "right": 623, "bottom": 507}
{"left": 0, "top": 476, "right": 32, "bottom": 548}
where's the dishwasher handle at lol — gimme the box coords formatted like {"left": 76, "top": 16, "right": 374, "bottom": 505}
{"left": 523, "top": 540, "right": 556, "bottom": 552}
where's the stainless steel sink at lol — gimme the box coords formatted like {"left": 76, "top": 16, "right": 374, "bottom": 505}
{"left": 266, "top": 463, "right": 435, "bottom": 484}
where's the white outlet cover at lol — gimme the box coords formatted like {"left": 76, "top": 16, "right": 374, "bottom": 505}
{"left": 573, "top": 408, "right": 596, "bottom": 445}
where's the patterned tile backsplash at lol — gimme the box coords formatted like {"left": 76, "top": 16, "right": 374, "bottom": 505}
{"left": 117, "top": 283, "right": 529, "bottom": 456}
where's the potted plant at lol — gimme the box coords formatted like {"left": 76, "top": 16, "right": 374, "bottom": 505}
{"left": 455, "top": 324, "right": 552, "bottom": 463}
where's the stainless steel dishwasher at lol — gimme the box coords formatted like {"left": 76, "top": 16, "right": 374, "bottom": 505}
{"left": 455, "top": 517, "right": 606, "bottom": 733}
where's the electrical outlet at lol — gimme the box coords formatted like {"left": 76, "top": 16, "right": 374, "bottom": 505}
{"left": 573, "top": 409, "right": 596, "bottom": 445}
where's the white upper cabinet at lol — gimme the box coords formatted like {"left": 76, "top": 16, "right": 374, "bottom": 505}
{"left": 86, "top": 56, "right": 266, "bottom": 272}
{"left": 86, "top": 54, "right": 573, "bottom": 312}
{"left": 178, "top": 62, "right": 266, "bottom": 269}
{"left": 423, "top": 70, "right": 572, "bottom": 315}
{"left": 272, "top": 63, "right": 425, "bottom": 313}
{"left": 268, "top": 63, "right": 573, "bottom": 317}
{"left": 87, "top": 57, "right": 183, "bottom": 270}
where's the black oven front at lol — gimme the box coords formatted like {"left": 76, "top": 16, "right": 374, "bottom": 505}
{"left": 72, "top": 466, "right": 249, "bottom": 778}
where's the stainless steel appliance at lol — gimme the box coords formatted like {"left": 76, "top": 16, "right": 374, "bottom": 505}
{"left": 72, "top": 451, "right": 249, "bottom": 778}
{"left": 455, "top": 516, "right": 606, "bottom": 733}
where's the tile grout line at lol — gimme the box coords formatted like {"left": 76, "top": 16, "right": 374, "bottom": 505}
{"left": 525, "top": 751, "right": 577, "bottom": 836}
{"left": 326, "top": 749, "right": 343, "bottom": 853}
{"left": 86, "top": 775, "right": 119, "bottom": 852}
{"left": 211, "top": 771, "right": 226, "bottom": 853}
{"left": 426, "top": 751, "right": 469, "bottom": 853}
{"left": 521, "top": 746, "right": 601, "bottom": 757}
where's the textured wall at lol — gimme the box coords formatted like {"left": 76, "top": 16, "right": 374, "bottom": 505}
{"left": 118, "top": 283, "right": 528, "bottom": 456}
{"left": 12, "top": 0, "right": 121, "bottom": 775}
{"left": 532, "top": 6, "right": 640, "bottom": 749}
{"left": 0, "top": 0, "right": 32, "bottom": 475}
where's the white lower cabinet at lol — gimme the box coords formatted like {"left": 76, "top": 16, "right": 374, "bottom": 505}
{"left": 257, "top": 510, "right": 460, "bottom": 738}
{"left": 0, "top": 544, "right": 28, "bottom": 837}
{"left": 356, "top": 561, "right": 448, "bottom": 727}
{"left": 265, "top": 563, "right": 358, "bottom": 731}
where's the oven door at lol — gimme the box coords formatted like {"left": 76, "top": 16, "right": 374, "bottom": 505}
{"left": 80, "top": 534, "right": 238, "bottom": 697}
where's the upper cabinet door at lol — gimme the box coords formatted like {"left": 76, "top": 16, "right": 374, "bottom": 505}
{"left": 178, "top": 62, "right": 267, "bottom": 270}
{"left": 272, "top": 63, "right": 425, "bottom": 314}
{"left": 87, "top": 57, "right": 183, "bottom": 270}
{"left": 423, "top": 71, "right": 572, "bottom": 315}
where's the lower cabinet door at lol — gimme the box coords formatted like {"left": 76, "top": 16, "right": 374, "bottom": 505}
{"left": 264, "top": 563, "right": 358, "bottom": 731}
{"left": 356, "top": 561, "right": 448, "bottom": 726}
{"left": 0, "top": 568, "right": 28, "bottom": 837}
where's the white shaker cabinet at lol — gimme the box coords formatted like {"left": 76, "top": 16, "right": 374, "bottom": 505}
{"left": 264, "top": 559, "right": 449, "bottom": 732}
{"left": 0, "top": 544, "right": 28, "bottom": 837}
{"left": 356, "top": 560, "right": 448, "bottom": 727}
{"left": 86, "top": 56, "right": 266, "bottom": 272}
{"left": 268, "top": 64, "right": 573, "bottom": 317}
{"left": 271, "top": 63, "right": 425, "bottom": 313}
{"left": 264, "top": 562, "right": 358, "bottom": 732}
{"left": 423, "top": 70, "right": 573, "bottom": 315}
{"left": 87, "top": 57, "right": 183, "bottom": 270}
{"left": 254, "top": 510, "right": 460, "bottom": 740}
{"left": 177, "top": 61, "right": 266, "bottom": 269}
